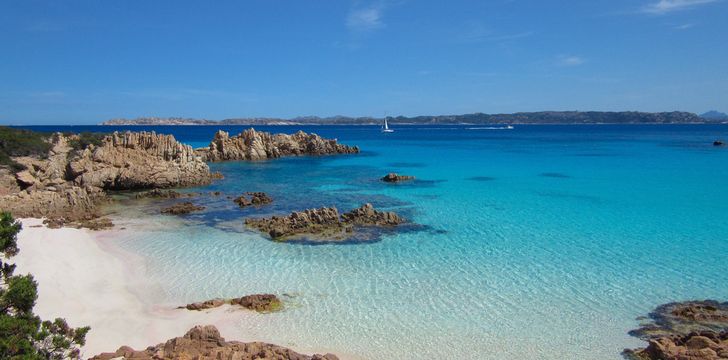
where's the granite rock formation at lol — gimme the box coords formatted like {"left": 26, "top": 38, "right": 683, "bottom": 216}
{"left": 234, "top": 192, "right": 273, "bottom": 207}
{"left": 0, "top": 131, "right": 213, "bottom": 227}
{"left": 245, "top": 203, "right": 404, "bottom": 241}
{"left": 624, "top": 300, "right": 728, "bottom": 360}
{"left": 91, "top": 325, "right": 339, "bottom": 360}
{"left": 135, "top": 188, "right": 196, "bottom": 199}
{"left": 381, "top": 173, "right": 415, "bottom": 182}
{"left": 197, "top": 128, "right": 359, "bottom": 162}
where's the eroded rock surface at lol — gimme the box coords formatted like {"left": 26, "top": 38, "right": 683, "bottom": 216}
{"left": 624, "top": 300, "right": 728, "bottom": 360}
{"left": 381, "top": 173, "right": 415, "bottom": 182}
{"left": 234, "top": 192, "right": 273, "bottom": 207}
{"left": 231, "top": 294, "right": 283, "bottom": 313}
{"left": 0, "top": 131, "right": 212, "bottom": 226}
{"left": 245, "top": 203, "right": 404, "bottom": 241}
{"left": 197, "top": 128, "right": 359, "bottom": 162}
{"left": 135, "top": 188, "right": 196, "bottom": 199}
{"left": 91, "top": 325, "right": 339, "bottom": 360}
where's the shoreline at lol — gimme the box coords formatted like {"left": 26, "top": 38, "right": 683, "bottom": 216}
{"left": 13, "top": 218, "right": 358, "bottom": 359}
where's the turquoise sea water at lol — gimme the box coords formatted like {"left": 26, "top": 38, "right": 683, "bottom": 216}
{"left": 21, "top": 125, "right": 728, "bottom": 359}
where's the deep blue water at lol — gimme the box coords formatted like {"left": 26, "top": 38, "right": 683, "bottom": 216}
{"left": 17, "top": 124, "right": 728, "bottom": 359}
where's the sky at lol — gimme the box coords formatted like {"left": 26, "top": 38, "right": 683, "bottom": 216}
{"left": 1, "top": 0, "right": 727, "bottom": 124}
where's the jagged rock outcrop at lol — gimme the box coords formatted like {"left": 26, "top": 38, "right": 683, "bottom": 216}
{"left": 184, "top": 294, "right": 283, "bottom": 313}
{"left": 624, "top": 300, "right": 728, "bottom": 360}
{"left": 91, "top": 325, "right": 339, "bottom": 360}
{"left": 0, "top": 131, "right": 213, "bottom": 227}
{"left": 341, "top": 203, "right": 405, "bottom": 226}
{"left": 68, "top": 131, "right": 211, "bottom": 190}
{"left": 197, "top": 128, "right": 359, "bottom": 162}
{"left": 381, "top": 173, "right": 415, "bottom": 182}
{"left": 245, "top": 204, "right": 404, "bottom": 241}
{"left": 234, "top": 192, "right": 273, "bottom": 207}
{"left": 161, "top": 202, "right": 205, "bottom": 215}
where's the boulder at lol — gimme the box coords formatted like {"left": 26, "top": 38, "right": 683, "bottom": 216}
{"left": 234, "top": 192, "right": 273, "bottom": 207}
{"left": 161, "top": 202, "right": 205, "bottom": 215}
{"left": 90, "top": 325, "right": 339, "bottom": 360}
{"left": 381, "top": 173, "right": 415, "bottom": 182}
{"left": 135, "top": 189, "right": 194, "bottom": 199}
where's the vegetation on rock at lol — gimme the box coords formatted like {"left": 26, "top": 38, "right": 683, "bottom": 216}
{"left": 0, "top": 127, "right": 51, "bottom": 172}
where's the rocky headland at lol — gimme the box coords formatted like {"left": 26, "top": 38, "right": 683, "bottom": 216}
{"left": 623, "top": 300, "right": 728, "bottom": 360}
{"left": 91, "top": 325, "right": 339, "bottom": 360}
{"left": 0, "top": 131, "right": 212, "bottom": 227}
{"left": 0, "top": 128, "right": 359, "bottom": 229}
{"left": 245, "top": 203, "right": 405, "bottom": 241}
{"left": 197, "top": 128, "right": 359, "bottom": 162}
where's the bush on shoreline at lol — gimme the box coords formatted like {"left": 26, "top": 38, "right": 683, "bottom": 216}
{"left": 0, "top": 212, "right": 90, "bottom": 359}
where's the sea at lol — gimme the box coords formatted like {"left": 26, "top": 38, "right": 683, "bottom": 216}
{"left": 17, "top": 124, "right": 728, "bottom": 359}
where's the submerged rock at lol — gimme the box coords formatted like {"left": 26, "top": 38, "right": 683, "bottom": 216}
{"left": 234, "top": 192, "right": 273, "bottom": 207}
{"left": 182, "top": 294, "right": 283, "bottom": 313}
{"left": 231, "top": 294, "right": 283, "bottom": 313}
{"left": 381, "top": 173, "right": 415, "bottom": 182}
{"left": 623, "top": 300, "right": 728, "bottom": 360}
{"left": 135, "top": 188, "right": 195, "bottom": 199}
{"left": 715, "top": 140, "right": 725, "bottom": 146}
{"left": 91, "top": 325, "right": 339, "bottom": 360}
{"left": 245, "top": 203, "right": 405, "bottom": 241}
{"left": 196, "top": 128, "right": 359, "bottom": 162}
{"left": 161, "top": 202, "right": 205, "bottom": 215}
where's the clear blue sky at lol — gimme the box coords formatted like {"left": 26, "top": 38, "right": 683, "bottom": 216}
{"left": 1, "top": 0, "right": 727, "bottom": 124}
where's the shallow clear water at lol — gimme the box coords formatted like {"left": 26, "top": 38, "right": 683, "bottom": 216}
{"left": 22, "top": 124, "right": 728, "bottom": 359}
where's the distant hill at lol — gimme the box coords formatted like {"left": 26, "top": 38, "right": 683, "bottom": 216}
{"left": 101, "top": 111, "right": 711, "bottom": 125}
{"left": 700, "top": 110, "right": 728, "bottom": 121}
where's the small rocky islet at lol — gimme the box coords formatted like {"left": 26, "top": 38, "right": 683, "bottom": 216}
{"left": 623, "top": 300, "right": 728, "bottom": 360}
{"left": 244, "top": 203, "right": 405, "bottom": 242}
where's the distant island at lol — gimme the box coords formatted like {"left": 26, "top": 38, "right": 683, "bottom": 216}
{"left": 100, "top": 111, "right": 725, "bottom": 126}
{"left": 700, "top": 110, "right": 728, "bottom": 121}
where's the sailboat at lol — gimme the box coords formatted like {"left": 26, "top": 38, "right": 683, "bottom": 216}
{"left": 382, "top": 117, "right": 394, "bottom": 133}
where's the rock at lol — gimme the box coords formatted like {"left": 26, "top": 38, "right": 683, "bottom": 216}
{"left": 715, "top": 140, "right": 725, "bottom": 146}
{"left": 70, "top": 131, "right": 212, "bottom": 190}
{"left": 624, "top": 300, "right": 728, "bottom": 360}
{"left": 161, "top": 202, "right": 205, "bottom": 215}
{"left": 381, "top": 173, "right": 415, "bottom": 182}
{"left": 234, "top": 192, "right": 273, "bottom": 207}
{"left": 90, "top": 325, "right": 339, "bottom": 360}
{"left": 245, "top": 204, "right": 405, "bottom": 241}
{"left": 231, "top": 294, "right": 283, "bottom": 313}
{"left": 1, "top": 131, "right": 212, "bottom": 223}
{"left": 185, "top": 298, "right": 225, "bottom": 311}
{"left": 245, "top": 206, "right": 349, "bottom": 240}
{"left": 197, "top": 128, "right": 359, "bottom": 162}
{"left": 135, "top": 188, "right": 192, "bottom": 199}
{"left": 341, "top": 203, "right": 405, "bottom": 226}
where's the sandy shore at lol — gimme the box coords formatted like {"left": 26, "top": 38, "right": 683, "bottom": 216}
{"left": 13, "top": 218, "right": 353, "bottom": 359}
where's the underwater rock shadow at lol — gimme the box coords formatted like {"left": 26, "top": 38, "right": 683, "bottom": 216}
{"left": 539, "top": 172, "right": 573, "bottom": 179}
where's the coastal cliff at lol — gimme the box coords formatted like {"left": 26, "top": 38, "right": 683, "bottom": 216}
{"left": 197, "top": 128, "right": 359, "bottom": 162}
{"left": 0, "top": 131, "right": 212, "bottom": 222}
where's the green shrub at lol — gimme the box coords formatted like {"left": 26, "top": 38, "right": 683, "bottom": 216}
{"left": 0, "top": 127, "right": 52, "bottom": 173}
